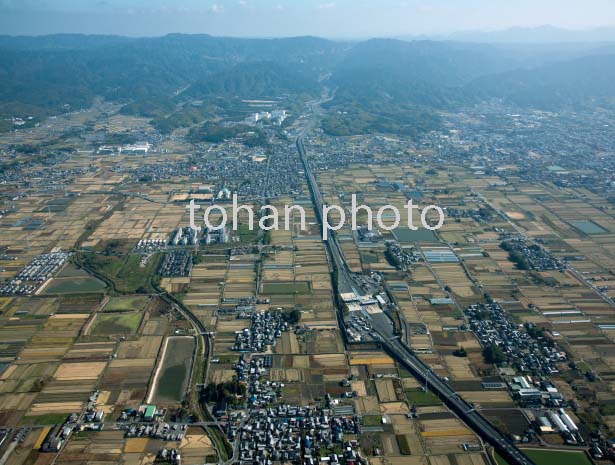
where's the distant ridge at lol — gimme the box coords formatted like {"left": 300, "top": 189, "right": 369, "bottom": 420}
{"left": 2, "top": 33, "right": 615, "bottom": 133}
{"left": 397, "top": 25, "right": 615, "bottom": 44}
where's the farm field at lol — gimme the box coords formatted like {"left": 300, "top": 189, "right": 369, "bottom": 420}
{"left": 261, "top": 281, "right": 311, "bottom": 294}
{"left": 393, "top": 228, "right": 439, "bottom": 243}
{"left": 405, "top": 388, "right": 441, "bottom": 407}
{"left": 149, "top": 336, "right": 195, "bottom": 404}
{"left": 41, "top": 276, "right": 106, "bottom": 294}
{"left": 517, "top": 449, "right": 592, "bottom": 465}
{"left": 102, "top": 296, "right": 150, "bottom": 312}
{"left": 89, "top": 312, "right": 142, "bottom": 335}
{"left": 1, "top": 39, "right": 615, "bottom": 465}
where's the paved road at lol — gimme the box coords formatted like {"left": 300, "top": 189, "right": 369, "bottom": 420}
{"left": 0, "top": 440, "right": 18, "bottom": 465}
{"left": 296, "top": 127, "right": 356, "bottom": 295}
{"left": 295, "top": 106, "right": 537, "bottom": 465}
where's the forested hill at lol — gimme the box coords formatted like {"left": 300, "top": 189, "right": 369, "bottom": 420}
{"left": 0, "top": 34, "right": 345, "bottom": 122}
{"left": 2, "top": 33, "right": 615, "bottom": 134}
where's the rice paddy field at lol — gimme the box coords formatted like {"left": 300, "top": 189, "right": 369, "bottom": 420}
{"left": 261, "top": 281, "right": 311, "bottom": 294}
{"left": 514, "top": 449, "right": 592, "bottom": 465}
{"left": 40, "top": 276, "right": 107, "bottom": 295}
{"left": 102, "top": 296, "right": 150, "bottom": 312}
{"left": 1, "top": 106, "right": 615, "bottom": 465}
{"left": 89, "top": 312, "right": 143, "bottom": 335}
{"left": 149, "top": 336, "right": 195, "bottom": 404}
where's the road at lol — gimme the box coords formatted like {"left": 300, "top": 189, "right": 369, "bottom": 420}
{"left": 295, "top": 112, "right": 356, "bottom": 295}
{"left": 296, "top": 104, "right": 537, "bottom": 465}
{"left": 0, "top": 440, "right": 18, "bottom": 465}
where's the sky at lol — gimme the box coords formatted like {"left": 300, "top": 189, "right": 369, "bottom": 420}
{"left": 1, "top": 0, "right": 615, "bottom": 38}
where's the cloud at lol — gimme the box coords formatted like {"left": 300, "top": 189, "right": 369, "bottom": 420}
{"left": 317, "top": 2, "right": 336, "bottom": 9}
{"left": 209, "top": 3, "right": 223, "bottom": 13}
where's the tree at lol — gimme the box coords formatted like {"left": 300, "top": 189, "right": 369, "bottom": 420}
{"left": 200, "top": 380, "right": 246, "bottom": 406}
{"left": 287, "top": 308, "right": 301, "bottom": 325}
{"left": 508, "top": 250, "right": 530, "bottom": 270}
{"left": 453, "top": 347, "right": 467, "bottom": 357}
{"left": 483, "top": 343, "right": 506, "bottom": 365}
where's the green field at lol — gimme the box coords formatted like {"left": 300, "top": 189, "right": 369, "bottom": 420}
{"left": 78, "top": 247, "right": 160, "bottom": 294}
{"left": 494, "top": 452, "right": 511, "bottom": 465}
{"left": 361, "top": 415, "right": 383, "bottom": 426}
{"left": 519, "top": 449, "right": 592, "bottom": 465}
{"left": 405, "top": 388, "right": 441, "bottom": 406}
{"left": 393, "top": 227, "right": 438, "bottom": 243}
{"left": 102, "top": 296, "right": 150, "bottom": 312}
{"left": 569, "top": 219, "right": 608, "bottom": 235}
{"left": 262, "top": 281, "right": 310, "bottom": 294}
{"left": 42, "top": 276, "right": 106, "bottom": 294}
{"left": 56, "top": 264, "right": 93, "bottom": 278}
{"left": 214, "top": 354, "right": 239, "bottom": 364}
{"left": 360, "top": 252, "right": 379, "bottom": 264}
{"left": 90, "top": 312, "right": 142, "bottom": 335}
{"left": 20, "top": 412, "right": 70, "bottom": 426}
{"left": 115, "top": 254, "right": 160, "bottom": 293}
{"left": 151, "top": 336, "right": 195, "bottom": 403}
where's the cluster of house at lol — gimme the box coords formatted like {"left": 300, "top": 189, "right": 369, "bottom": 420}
{"left": 231, "top": 355, "right": 280, "bottom": 410}
{"left": 158, "top": 249, "right": 193, "bottom": 277}
{"left": 217, "top": 308, "right": 370, "bottom": 465}
{"left": 117, "top": 405, "right": 187, "bottom": 440}
{"left": 121, "top": 421, "right": 186, "bottom": 441}
{"left": 0, "top": 251, "right": 70, "bottom": 295}
{"left": 232, "top": 311, "right": 289, "bottom": 352}
{"left": 134, "top": 238, "right": 168, "bottom": 253}
{"left": 503, "top": 238, "right": 563, "bottom": 271}
{"left": 207, "top": 304, "right": 373, "bottom": 465}
{"left": 465, "top": 303, "right": 567, "bottom": 375}
{"left": 308, "top": 135, "right": 402, "bottom": 172}
{"left": 228, "top": 407, "right": 364, "bottom": 465}
{"left": 384, "top": 241, "right": 419, "bottom": 271}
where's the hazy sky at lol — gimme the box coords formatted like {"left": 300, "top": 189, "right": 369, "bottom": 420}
{"left": 1, "top": 0, "right": 615, "bottom": 38}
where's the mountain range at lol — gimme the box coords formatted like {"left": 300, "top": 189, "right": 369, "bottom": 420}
{"left": 1, "top": 33, "right": 615, "bottom": 134}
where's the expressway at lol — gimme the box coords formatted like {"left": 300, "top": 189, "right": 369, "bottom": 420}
{"left": 295, "top": 115, "right": 357, "bottom": 296}
{"left": 295, "top": 111, "right": 537, "bottom": 465}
